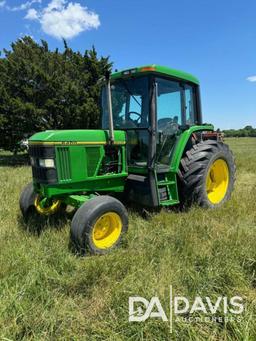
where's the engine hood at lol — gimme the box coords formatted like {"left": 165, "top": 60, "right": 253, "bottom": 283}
{"left": 28, "top": 129, "right": 126, "bottom": 145}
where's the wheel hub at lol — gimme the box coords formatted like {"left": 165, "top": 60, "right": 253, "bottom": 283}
{"left": 206, "top": 159, "right": 229, "bottom": 204}
{"left": 92, "top": 212, "right": 122, "bottom": 249}
{"left": 34, "top": 195, "right": 61, "bottom": 215}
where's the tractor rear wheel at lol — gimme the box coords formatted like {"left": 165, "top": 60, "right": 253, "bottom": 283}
{"left": 178, "top": 140, "right": 235, "bottom": 208}
{"left": 70, "top": 195, "right": 128, "bottom": 255}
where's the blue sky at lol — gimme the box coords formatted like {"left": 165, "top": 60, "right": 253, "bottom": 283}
{"left": 0, "top": 0, "right": 255, "bottom": 129}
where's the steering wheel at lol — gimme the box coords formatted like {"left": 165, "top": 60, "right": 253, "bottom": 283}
{"left": 127, "top": 111, "right": 142, "bottom": 124}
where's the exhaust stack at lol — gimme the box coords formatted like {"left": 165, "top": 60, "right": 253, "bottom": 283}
{"left": 106, "top": 71, "right": 114, "bottom": 144}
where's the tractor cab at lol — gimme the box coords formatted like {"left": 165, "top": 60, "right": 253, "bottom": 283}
{"left": 101, "top": 65, "right": 203, "bottom": 206}
{"left": 101, "top": 65, "right": 202, "bottom": 171}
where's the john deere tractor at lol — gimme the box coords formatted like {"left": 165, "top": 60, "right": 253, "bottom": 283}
{"left": 20, "top": 65, "right": 235, "bottom": 254}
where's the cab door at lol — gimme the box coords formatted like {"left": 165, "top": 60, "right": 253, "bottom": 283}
{"left": 155, "top": 77, "right": 196, "bottom": 166}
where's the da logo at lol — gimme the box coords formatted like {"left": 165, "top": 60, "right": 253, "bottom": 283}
{"left": 129, "top": 296, "right": 168, "bottom": 322}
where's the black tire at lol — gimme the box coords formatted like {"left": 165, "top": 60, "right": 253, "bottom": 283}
{"left": 19, "top": 182, "right": 66, "bottom": 221}
{"left": 178, "top": 140, "right": 236, "bottom": 208}
{"left": 19, "top": 182, "right": 37, "bottom": 221}
{"left": 70, "top": 195, "right": 128, "bottom": 255}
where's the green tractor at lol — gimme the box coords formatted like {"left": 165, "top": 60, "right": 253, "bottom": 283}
{"left": 20, "top": 65, "right": 235, "bottom": 254}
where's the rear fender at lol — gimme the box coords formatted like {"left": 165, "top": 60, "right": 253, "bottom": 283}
{"left": 170, "top": 125, "right": 214, "bottom": 172}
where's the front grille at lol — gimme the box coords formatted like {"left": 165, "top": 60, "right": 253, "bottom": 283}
{"left": 32, "top": 167, "right": 57, "bottom": 184}
{"left": 57, "top": 147, "right": 72, "bottom": 181}
{"left": 29, "top": 144, "right": 57, "bottom": 184}
{"left": 29, "top": 145, "right": 55, "bottom": 158}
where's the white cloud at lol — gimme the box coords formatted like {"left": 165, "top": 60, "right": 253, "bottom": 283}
{"left": 5, "top": 0, "right": 41, "bottom": 11}
{"left": 247, "top": 76, "right": 256, "bottom": 82}
{"left": 25, "top": 8, "right": 38, "bottom": 19}
{"left": 46, "top": 0, "right": 65, "bottom": 12}
{"left": 0, "top": 1, "right": 6, "bottom": 8}
{"left": 25, "top": 0, "right": 100, "bottom": 39}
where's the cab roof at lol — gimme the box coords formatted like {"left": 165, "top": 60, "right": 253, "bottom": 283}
{"left": 111, "top": 64, "right": 199, "bottom": 85}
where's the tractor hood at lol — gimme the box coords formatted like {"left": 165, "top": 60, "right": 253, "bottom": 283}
{"left": 28, "top": 129, "right": 126, "bottom": 145}
{"left": 28, "top": 129, "right": 128, "bottom": 192}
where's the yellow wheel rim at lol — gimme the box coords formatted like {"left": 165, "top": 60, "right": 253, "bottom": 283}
{"left": 92, "top": 212, "right": 122, "bottom": 249}
{"left": 206, "top": 159, "right": 229, "bottom": 204}
{"left": 34, "top": 195, "right": 61, "bottom": 215}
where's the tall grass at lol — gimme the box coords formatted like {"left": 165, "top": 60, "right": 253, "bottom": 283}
{"left": 0, "top": 138, "right": 255, "bottom": 340}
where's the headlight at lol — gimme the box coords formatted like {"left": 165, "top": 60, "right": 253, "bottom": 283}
{"left": 39, "top": 158, "right": 55, "bottom": 168}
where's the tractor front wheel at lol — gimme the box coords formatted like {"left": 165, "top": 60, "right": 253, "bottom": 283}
{"left": 19, "top": 182, "right": 37, "bottom": 221}
{"left": 178, "top": 140, "right": 236, "bottom": 208}
{"left": 70, "top": 195, "right": 128, "bottom": 255}
{"left": 19, "top": 182, "right": 65, "bottom": 221}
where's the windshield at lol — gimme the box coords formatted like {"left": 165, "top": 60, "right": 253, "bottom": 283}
{"left": 101, "top": 76, "right": 150, "bottom": 130}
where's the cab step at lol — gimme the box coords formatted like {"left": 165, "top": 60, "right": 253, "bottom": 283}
{"left": 156, "top": 172, "right": 179, "bottom": 206}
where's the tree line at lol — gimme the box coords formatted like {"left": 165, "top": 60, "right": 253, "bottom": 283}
{"left": 0, "top": 37, "right": 111, "bottom": 152}
{"left": 223, "top": 126, "right": 256, "bottom": 137}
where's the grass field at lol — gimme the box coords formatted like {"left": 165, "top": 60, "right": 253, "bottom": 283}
{"left": 0, "top": 138, "right": 256, "bottom": 340}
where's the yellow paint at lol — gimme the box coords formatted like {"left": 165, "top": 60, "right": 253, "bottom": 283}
{"left": 34, "top": 195, "right": 62, "bottom": 215}
{"left": 92, "top": 212, "right": 122, "bottom": 249}
{"left": 206, "top": 159, "right": 229, "bottom": 204}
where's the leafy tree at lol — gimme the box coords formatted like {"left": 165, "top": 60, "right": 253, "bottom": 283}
{"left": 223, "top": 126, "right": 256, "bottom": 137}
{"left": 0, "top": 37, "right": 111, "bottom": 152}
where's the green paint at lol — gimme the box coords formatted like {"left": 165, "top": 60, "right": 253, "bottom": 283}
{"left": 111, "top": 64, "right": 199, "bottom": 85}
{"left": 41, "top": 172, "right": 127, "bottom": 198}
{"left": 154, "top": 125, "right": 213, "bottom": 206}
{"left": 28, "top": 66, "right": 215, "bottom": 209}
{"left": 170, "top": 125, "right": 214, "bottom": 172}
{"left": 64, "top": 194, "right": 95, "bottom": 208}
{"left": 29, "top": 129, "right": 126, "bottom": 144}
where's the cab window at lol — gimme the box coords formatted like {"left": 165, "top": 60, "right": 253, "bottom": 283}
{"left": 184, "top": 84, "right": 195, "bottom": 125}
{"left": 155, "top": 78, "right": 196, "bottom": 165}
{"left": 156, "top": 78, "right": 183, "bottom": 130}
